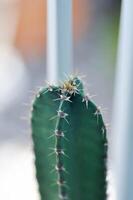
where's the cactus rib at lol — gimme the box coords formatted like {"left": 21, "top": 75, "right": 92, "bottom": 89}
{"left": 54, "top": 97, "right": 70, "bottom": 200}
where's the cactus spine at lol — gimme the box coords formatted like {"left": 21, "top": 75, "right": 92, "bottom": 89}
{"left": 31, "top": 76, "right": 107, "bottom": 200}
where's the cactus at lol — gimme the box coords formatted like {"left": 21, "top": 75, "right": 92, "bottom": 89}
{"left": 31, "top": 76, "right": 107, "bottom": 200}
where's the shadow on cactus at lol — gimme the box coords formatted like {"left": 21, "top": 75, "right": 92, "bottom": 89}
{"left": 31, "top": 76, "right": 108, "bottom": 200}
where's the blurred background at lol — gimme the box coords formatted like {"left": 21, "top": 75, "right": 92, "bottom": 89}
{"left": 0, "top": 0, "right": 121, "bottom": 199}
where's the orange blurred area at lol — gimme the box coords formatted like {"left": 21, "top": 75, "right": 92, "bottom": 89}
{"left": 15, "top": 0, "right": 90, "bottom": 57}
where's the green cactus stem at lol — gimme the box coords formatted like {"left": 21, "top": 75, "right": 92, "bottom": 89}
{"left": 31, "top": 76, "right": 107, "bottom": 200}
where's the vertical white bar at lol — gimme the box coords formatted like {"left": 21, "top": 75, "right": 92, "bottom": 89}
{"left": 47, "top": 0, "right": 73, "bottom": 84}
{"left": 47, "top": 0, "right": 58, "bottom": 84}
{"left": 112, "top": 1, "right": 133, "bottom": 200}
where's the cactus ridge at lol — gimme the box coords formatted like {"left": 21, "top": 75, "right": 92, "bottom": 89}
{"left": 31, "top": 76, "right": 107, "bottom": 200}
{"left": 53, "top": 99, "right": 70, "bottom": 200}
{"left": 50, "top": 78, "right": 82, "bottom": 200}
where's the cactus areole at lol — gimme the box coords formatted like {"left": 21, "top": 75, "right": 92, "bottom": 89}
{"left": 31, "top": 76, "right": 107, "bottom": 200}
